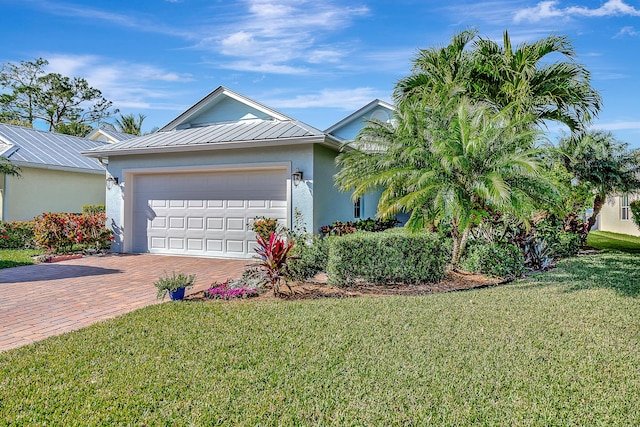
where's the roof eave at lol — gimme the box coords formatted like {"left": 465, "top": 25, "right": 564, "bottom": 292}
{"left": 83, "top": 134, "right": 342, "bottom": 158}
{"left": 8, "top": 160, "right": 105, "bottom": 175}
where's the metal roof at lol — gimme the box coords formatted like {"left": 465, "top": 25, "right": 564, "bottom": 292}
{"left": 84, "top": 118, "right": 336, "bottom": 157}
{"left": 325, "top": 99, "right": 395, "bottom": 137}
{"left": 0, "top": 124, "right": 107, "bottom": 172}
{"left": 87, "top": 126, "right": 137, "bottom": 142}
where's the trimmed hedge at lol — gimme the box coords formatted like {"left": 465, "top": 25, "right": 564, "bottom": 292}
{"left": 0, "top": 221, "right": 36, "bottom": 249}
{"left": 326, "top": 230, "right": 449, "bottom": 287}
{"left": 461, "top": 242, "right": 524, "bottom": 279}
{"left": 286, "top": 235, "right": 330, "bottom": 281}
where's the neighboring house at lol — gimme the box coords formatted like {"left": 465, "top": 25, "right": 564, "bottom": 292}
{"left": 597, "top": 194, "right": 640, "bottom": 236}
{"left": 87, "top": 126, "right": 138, "bottom": 144}
{"left": 0, "top": 124, "right": 108, "bottom": 222}
{"left": 84, "top": 86, "right": 393, "bottom": 259}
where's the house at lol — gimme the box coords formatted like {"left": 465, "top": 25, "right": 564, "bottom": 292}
{"left": 87, "top": 126, "right": 138, "bottom": 144}
{"left": 83, "top": 86, "right": 395, "bottom": 259}
{"left": 596, "top": 194, "right": 640, "bottom": 236}
{"left": 0, "top": 124, "right": 108, "bottom": 222}
{"left": 325, "top": 99, "right": 395, "bottom": 221}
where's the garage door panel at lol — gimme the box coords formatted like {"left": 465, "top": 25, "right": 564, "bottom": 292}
{"left": 132, "top": 169, "right": 287, "bottom": 258}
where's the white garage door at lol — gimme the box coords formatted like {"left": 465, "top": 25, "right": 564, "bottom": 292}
{"left": 131, "top": 168, "right": 287, "bottom": 258}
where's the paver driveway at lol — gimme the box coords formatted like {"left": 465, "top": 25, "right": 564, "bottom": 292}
{"left": 0, "top": 254, "right": 249, "bottom": 352}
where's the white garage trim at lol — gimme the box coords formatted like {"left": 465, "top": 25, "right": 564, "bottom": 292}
{"left": 121, "top": 162, "right": 291, "bottom": 257}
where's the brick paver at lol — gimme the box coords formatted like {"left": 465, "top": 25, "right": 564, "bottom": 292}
{"left": 0, "top": 254, "right": 248, "bottom": 352}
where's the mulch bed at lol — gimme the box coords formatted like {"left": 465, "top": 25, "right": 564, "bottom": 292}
{"left": 186, "top": 270, "right": 507, "bottom": 302}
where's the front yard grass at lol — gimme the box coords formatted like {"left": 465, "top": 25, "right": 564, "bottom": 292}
{"left": 0, "top": 248, "right": 42, "bottom": 269}
{"left": 1, "top": 252, "right": 640, "bottom": 425}
{"left": 587, "top": 230, "right": 640, "bottom": 253}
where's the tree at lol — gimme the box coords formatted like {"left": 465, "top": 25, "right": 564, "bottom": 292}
{"left": 55, "top": 121, "right": 93, "bottom": 137}
{"left": 557, "top": 130, "right": 640, "bottom": 231}
{"left": 0, "top": 58, "right": 47, "bottom": 125}
{"left": 0, "top": 157, "right": 20, "bottom": 177}
{"left": 395, "top": 30, "right": 601, "bottom": 136}
{"left": 336, "top": 99, "right": 557, "bottom": 268}
{"left": 115, "top": 113, "right": 146, "bottom": 136}
{"left": 0, "top": 58, "right": 116, "bottom": 131}
{"left": 473, "top": 31, "right": 601, "bottom": 135}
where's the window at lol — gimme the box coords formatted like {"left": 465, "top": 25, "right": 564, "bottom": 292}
{"left": 354, "top": 197, "right": 361, "bottom": 219}
{"left": 621, "top": 195, "right": 630, "bottom": 220}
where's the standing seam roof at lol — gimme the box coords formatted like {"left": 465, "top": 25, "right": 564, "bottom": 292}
{"left": 0, "top": 124, "right": 107, "bottom": 171}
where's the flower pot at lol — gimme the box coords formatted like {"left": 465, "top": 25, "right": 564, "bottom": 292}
{"left": 168, "top": 287, "right": 186, "bottom": 301}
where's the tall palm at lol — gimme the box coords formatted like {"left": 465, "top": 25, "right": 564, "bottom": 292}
{"left": 396, "top": 30, "right": 601, "bottom": 136}
{"left": 473, "top": 31, "right": 602, "bottom": 134}
{"left": 557, "top": 130, "right": 640, "bottom": 231}
{"left": 394, "top": 29, "right": 476, "bottom": 108}
{"left": 115, "top": 113, "right": 145, "bottom": 136}
{"left": 336, "top": 100, "right": 557, "bottom": 268}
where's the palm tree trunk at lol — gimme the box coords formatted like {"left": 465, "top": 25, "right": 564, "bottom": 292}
{"left": 451, "top": 226, "right": 471, "bottom": 270}
{"left": 586, "top": 194, "right": 605, "bottom": 232}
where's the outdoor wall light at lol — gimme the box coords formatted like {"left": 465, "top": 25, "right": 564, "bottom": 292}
{"left": 106, "top": 176, "right": 119, "bottom": 190}
{"left": 291, "top": 168, "right": 303, "bottom": 186}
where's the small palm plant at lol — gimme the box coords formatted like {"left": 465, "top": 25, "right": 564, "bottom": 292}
{"left": 254, "top": 232, "right": 296, "bottom": 296}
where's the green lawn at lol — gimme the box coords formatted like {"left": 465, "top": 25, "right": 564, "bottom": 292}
{"left": 0, "top": 248, "right": 42, "bottom": 269}
{"left": 587, "top": 230, "right": 640, "bottom": 253}
{"left": 1, "top": 253, "right": 640, "bottom": 425}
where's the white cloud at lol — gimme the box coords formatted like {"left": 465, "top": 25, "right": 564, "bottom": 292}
{"left": 515, "top": 0, "right": 640, "bottom": 23}
{"left": 614, "top": 26, "right": 640, "bottom": 38}
{"left": 43, "top": 54, "right": 193, "bottom": 111}
{"left": 26, "top": 0, "right": 194, "bottom": 38}
{"left": 596, "top": 121, "right": 640, "bottom": 131}
{"left": 262, "top": 88, "right": 389, "bottom": 111}
{"left": 202, "top": 0, "right": 369, "bottom": 74}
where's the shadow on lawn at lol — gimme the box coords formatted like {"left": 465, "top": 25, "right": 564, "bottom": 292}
{"left": 0, "top": 264, "right": 121, "bottom": 284}
{"left": 523, "top": 252, "right": 640, "bottom": 297}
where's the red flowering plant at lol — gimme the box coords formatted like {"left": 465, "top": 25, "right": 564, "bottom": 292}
{"left": 34, "top": 212, "right": 113, "bottom": 253}
{"left": 254, "top": 231, "right": 297, "bottom": 296}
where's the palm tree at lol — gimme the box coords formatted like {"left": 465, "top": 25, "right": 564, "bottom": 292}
{"left": 472, "top": 30, "right": 602, "bottom": 134}
{"left": 336, "top": 100, "right": 557, "bottom": 268}
{"left": 115, "top": 113, "right": 146, "bottom": 136}
{"left": 396, "top": 30, "right": 601, "bottom": 136}
{"left": 557, "top": 130, "right": 640, "bottom": 231}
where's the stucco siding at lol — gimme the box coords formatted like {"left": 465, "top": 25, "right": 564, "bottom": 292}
{"left": 105, "top": 145, "right": 315, "bottom": 253}
{"left": 599, "top": 194, "right": 640, "bottom": 236}
{"left": 2, "top": 167, "right": 105, "bottom": 221}
{"left": 312, "top": 144, "right": 355, "bottom": 232}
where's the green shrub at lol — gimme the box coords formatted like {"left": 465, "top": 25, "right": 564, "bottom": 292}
{"left": 82, "top": 204, "right": 105, "bottom": 215}
{"left": 461, "top": 242, "right": 524, "bottom": 279}
{"left": 326, "top": 230, "right": 449, "bottom": 287}
{"left": 631, "top": 200, "right": 640, "bottom": 231}
{"left": 249, "top": 216, "right": 284, "bottom": 241}
{"left": 549, "top": 232, "right": 581, "bottom": 258}
{"left": 0, "top": 221, "right": 35, "bottom": 249}
{"left": 319, "top": 217, "right": 398, "bottom": 236}
{"left": 286, "top": 235, "right": 330, "bottom": 281}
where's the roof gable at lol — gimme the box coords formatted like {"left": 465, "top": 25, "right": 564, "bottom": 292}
{"left": 87, "top": 127, "right": 137, "bottom": 143}
{"left": 325, "top": 99, "right": 395, "bottom": 141}
{"left": 160, "top": 86, "right": 291, "bottom": 132}
{"left": 84, "top": 86, "right": 338, "bottom": 157}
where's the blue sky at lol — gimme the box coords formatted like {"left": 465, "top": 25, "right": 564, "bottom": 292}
{"left": 1, "top": 0, "right": 639, "bottom": 146}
